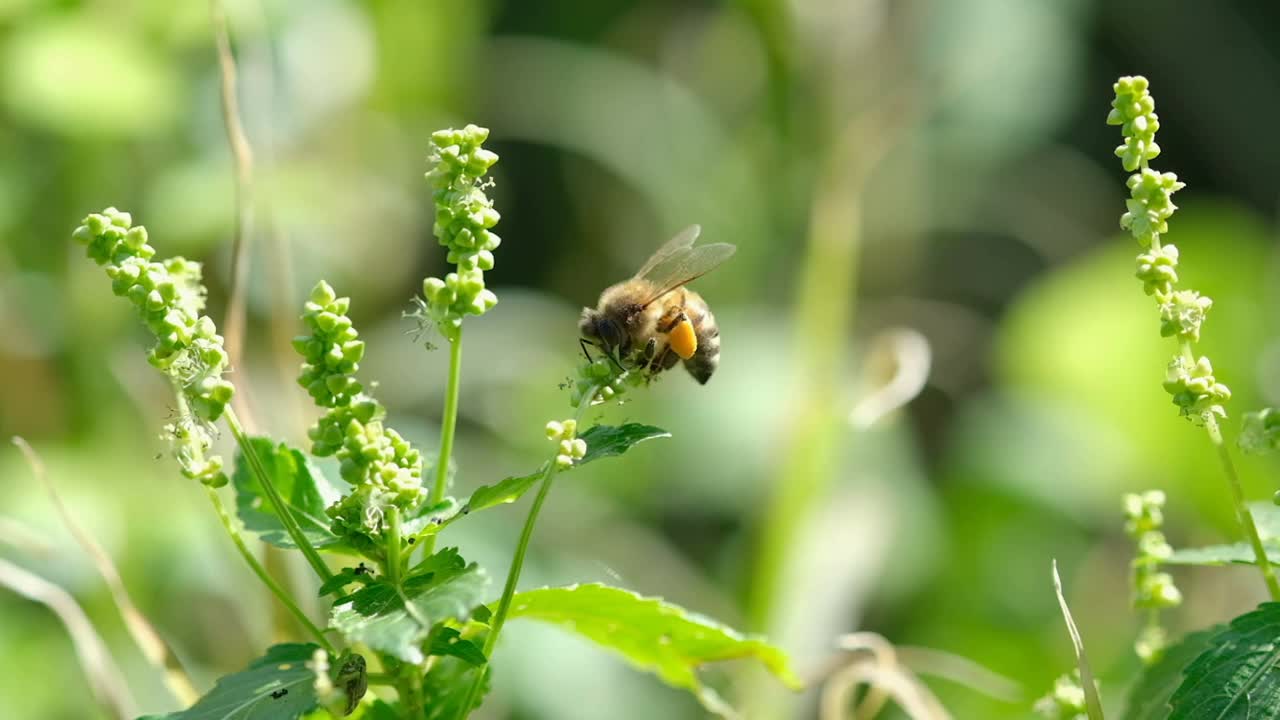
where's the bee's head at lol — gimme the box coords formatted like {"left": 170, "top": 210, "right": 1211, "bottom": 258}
{"left": 579, "top": 308, "right": 625, "bottom": 353}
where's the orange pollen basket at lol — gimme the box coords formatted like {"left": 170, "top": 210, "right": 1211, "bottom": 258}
{"left": 669, "top": 318, "right": 698, "bottom": 360}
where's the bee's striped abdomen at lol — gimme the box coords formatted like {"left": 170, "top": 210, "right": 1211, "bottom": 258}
{"left": 681, "top": 291, "right": 719, "bottom": 384}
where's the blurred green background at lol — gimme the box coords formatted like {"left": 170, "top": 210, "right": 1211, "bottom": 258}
{"left": 3, "top": 0, "right": 1280, "bottom": 718}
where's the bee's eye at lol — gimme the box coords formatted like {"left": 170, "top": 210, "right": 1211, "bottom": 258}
{"left": 597, "top": 319, "right": 622, "bottom": 348}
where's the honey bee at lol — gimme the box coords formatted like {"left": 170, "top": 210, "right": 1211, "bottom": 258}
{"left": 579, "top": 225, "right": 735, "bottom": 384}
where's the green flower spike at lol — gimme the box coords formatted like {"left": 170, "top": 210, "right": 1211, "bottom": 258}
{"left": 293, "top": 281, "right": 425, "bottom": 552}
{"left": 1123, "top": 490, "right": 1181, "bottom": 664}
{"left": 73, "top": 207, "right": 234, "bottom": 486}
{"left": 420, "top": 124, "right": 501, "bottom": 342}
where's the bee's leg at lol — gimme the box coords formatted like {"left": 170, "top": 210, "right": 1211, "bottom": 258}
{"left": 642, "top": 337, "right": 657, "bottom": 362}
{"left": 579, "top": 338, "right": 596, "bottom": 363}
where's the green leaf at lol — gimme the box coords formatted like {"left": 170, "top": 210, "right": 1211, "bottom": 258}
{"left": 465, "top": 469, "right": 542, "bottom": 513}
{"left": 233, "top": 437, "right": 345, "bottom": 550}
{"left": 1166, "top": 543, "right": 1280, "bottom": 567}
{"left": 402, "top": 497, "right": 460, "bottom": 536}
{"left": 330, "top": 548, "right": 489, "bottom": 663}
{"left": 1169, "top": 603, "right": 1280, "bottom": 719}
{"left": 1122, "top": 627, "right": 1222, "bottom": 720}
{"left": 577, "top": 424, "right": 670, "bottom": 465}
{"left": 139, "top": 643, "right": 321, "bottom": 719}
{"left": 318, "top": 564, "right": 377, "bottom": 598}
{"left": 506, "top": 583, "right": 801, "bottom": 715}
{"left": 428, "top": 626, "right": 487, "bottom": 666}
{"left": 1167, "top": 502, "right": 1280, "bottom": 567}
{"left": 455, "top": 424, "right": 669, "bottom": 518}
{"left": 422, "top": 657, "right": 488, "bottom": 720}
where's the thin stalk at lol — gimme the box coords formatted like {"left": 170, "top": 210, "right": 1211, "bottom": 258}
{"left": 205, "top": 486, "right": 335, "bottom": 653}
{"left": 422, "top": 330, "right": 464, "bottom": 556}
{"left": 224, "top": 406, "right": 333, "bottom": 582}
{"left": 1205, "top": 415, "right": 1280, "bottom": 601}
{"left": 385, "top": 506, "right": 402, "bottom": 587}
{"left": 210, "top": 0, "right": 256, "bottom": 429}
{"left": 455, "top": 387, "right": 599, "bottom": 719}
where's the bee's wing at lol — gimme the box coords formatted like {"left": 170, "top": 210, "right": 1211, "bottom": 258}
{"left": 638, "top": 242, "right": 736, "bottom": 307}
{"left": 633, "top": 225, "right": 701, "bottom": 280}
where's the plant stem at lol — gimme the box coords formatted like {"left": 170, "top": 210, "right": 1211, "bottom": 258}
{"left": 455, "top": 386, "right": 598, "bottom": 719}
{"left": 205, "top": 486, "right": 335, "bottom": 653}
{"left": 1206, "top": 415, "right": 1280, "bottom": 601}
{"left": 422, "top": 330, "right": 464, "bottom": 557}
{"left": 223, "top": 407, "right": 333, "bottom": 582}
{"left": 386, "top": 506, "right": 402, "bottom": 587}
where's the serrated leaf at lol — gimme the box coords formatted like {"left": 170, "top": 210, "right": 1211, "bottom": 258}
{"left": 429, "top": 626, "right": 487, "bottom": 666}
{"left": 423, "top": 657, "right": 488, "bottom": 720}
{"left": 330, "top": 548, "right": 489, "bottom": 663}
{"left": 318, "top": 564, "right": 377, "bottom": 598}
{"left": 233, "top": 437, "right": 345, "bottom": 550}
{"left": 139, "top": 643, "right": 321, "bottom": 719}
{"left": 1122, "top": 627, "right": 1222, "bottom": 720}
{"left": 578, "top": 424, "right": 670, "bottom": 465}
{"left": 506, "top": 583, "right": 800, "bottom": 715}
{"left": 1169, "top": 603, "right": 1280, "bottom": 719}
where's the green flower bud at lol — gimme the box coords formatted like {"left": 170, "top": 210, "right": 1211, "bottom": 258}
{"left": 1135, "top": 625, "right": 1168, "bottom": 666}
{"left": 1135, "top": 244, "right": 1179, "bottom": 296}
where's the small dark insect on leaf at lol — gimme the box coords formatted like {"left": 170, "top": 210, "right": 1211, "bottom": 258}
{"left": 407, "top": 537, "right": 415, "bottom": 544}
{"left": 270, "top": 689, "right": 288, "bottom": 700}
{"left": 353, "top": 563, "right": 370, "bottom": 576}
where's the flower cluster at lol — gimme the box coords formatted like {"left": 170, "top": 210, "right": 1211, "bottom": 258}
{"left": 545, "top": 419, "right": 587, "bottom": 469}
{"left": 1109, "top": 76, "right": 1225, "bottom": 421}
{"left": 1033, "top": 672, "right": 1089, "bottom": 720}
{"left": 420, "top": 125, "right": 501, "bottom": 343}
{"left": 1123, "top": 490, "right": 1181, "bottom": 663}
{"left": 294, "top": 281, "right": 425, "bottom": 552}
{"left": 73, "top": 207, "right": 234, "bottom": 486}
{"left": 1162, "top": 356, "right": 1231, "bottom": 422}
{"left": 568, "top": 357, "right": 648, "bottom": 408}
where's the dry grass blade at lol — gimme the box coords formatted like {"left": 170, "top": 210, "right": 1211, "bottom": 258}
{"left": 13, "top": 437, "right": 200, "bottom": 705}
{"left": 820, "top": 632, "right": 952, "bottom": 720}
{"left": 0, "top": 556, "right": 136, "bottom": 719}
{"left": 0, "top": 515, "right": 55, "bottom": 558}
{"left": 1052, "top": 559, "right": 1105, "bottom": 720}
{"left": 850, "top": 328, "right": 932, "bottom": 429}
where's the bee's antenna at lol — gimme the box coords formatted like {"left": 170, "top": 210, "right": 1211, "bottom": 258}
{"left": 579, "top": 338, "right": 596, "bottom": 363}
